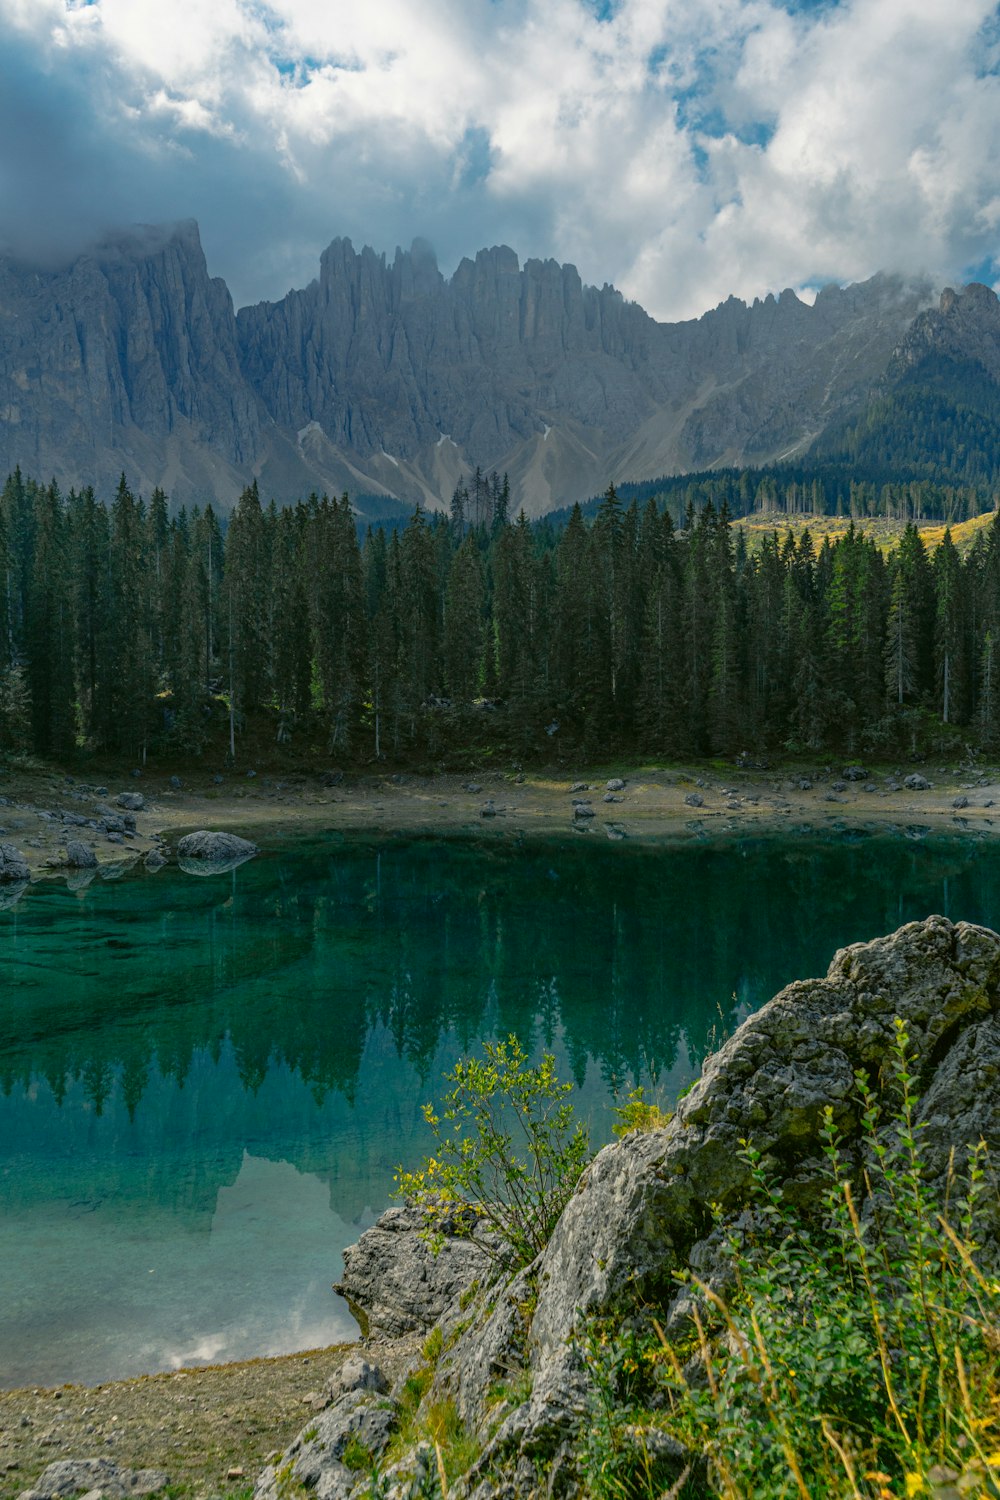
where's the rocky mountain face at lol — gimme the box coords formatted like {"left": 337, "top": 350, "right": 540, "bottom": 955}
{"left": 813, "top": 280, "right": 1000, "bottom": 481}
{"left": 0, "top": 220, "right": 940, "bottom": 514}
{"left": 0, "top": 221, "right": 261, "bottom": 505}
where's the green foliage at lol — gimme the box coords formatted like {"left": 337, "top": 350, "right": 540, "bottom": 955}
{"left": 341, "top": 1435, "right": 375, "bottom": 1474}
{"left": 422, "top": 1325, "right": 443, "bottom": 1364}
{"left": 612, "top": 1086, "right": 672, "bottom": 1138}
{"left": 648, "top": 1021, "right": 1000, "bottom": 1499}
{"left": 395, "top": 1035, "right": 590, "bottom": 1268}
{"left": 583, "top": 1323, "right": 695, "bottom": 1499}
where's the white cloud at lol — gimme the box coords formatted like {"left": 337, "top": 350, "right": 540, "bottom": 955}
{"left": 0, "top": 0, "right": 997, "bottom": 319}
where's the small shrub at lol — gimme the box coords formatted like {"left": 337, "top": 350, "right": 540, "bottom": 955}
{"left": 422, "top": 1325, "right": 443, "bottom": 1364}
{"left": 396, "top": 1035, "right": 590, "bottom": 1268}
{"left": 612, "top": 1086, "right": 672, "bottom": 1138}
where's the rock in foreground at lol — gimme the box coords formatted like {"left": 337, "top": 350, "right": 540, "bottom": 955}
{"left": 335, "top": 1204, "right": 491, "bottom": 1339}
{"left": 275, "top": 916, "right": 1000, "bottom": 1499}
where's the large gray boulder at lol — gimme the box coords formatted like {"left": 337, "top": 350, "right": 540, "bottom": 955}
{"left": 0, "top": 841, "right": 29, "bottom": 882}
{"left": 531, "top": 914, "right": 1000, "bottom": 1355}
{"left": 425, "top": 916, "right": 1000, "bottom": 1484}
{"left": 64, "top": 840, "right": 97, "bottom": 869}
{"left": 176, "top": 830, "right": 259, "bottom": 872}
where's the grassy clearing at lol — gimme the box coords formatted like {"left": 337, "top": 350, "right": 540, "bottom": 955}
{"left": 734, "top": 509, "right": 998, "bottom": 557}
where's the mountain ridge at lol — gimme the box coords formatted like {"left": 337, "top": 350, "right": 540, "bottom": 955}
{"left": 0, "top": 220, "right": 956, "bottom": 514}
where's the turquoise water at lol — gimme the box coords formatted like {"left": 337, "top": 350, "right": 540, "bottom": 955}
{"left": 1, "top": 829, "right": 997, "bottom": 1388}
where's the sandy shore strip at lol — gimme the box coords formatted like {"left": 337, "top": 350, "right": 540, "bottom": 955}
{"left": 1, "top": 758, "right": 999, "bottom": 887}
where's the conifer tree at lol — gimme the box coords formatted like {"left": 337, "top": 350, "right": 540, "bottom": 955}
{"left": 933, "top": 529, "right": 968, "bottom": 724}
{"left": 305, "top": 495, "right": 366, "bottom": 750}
{"left": 109, "top": 476, "right": 156, "bottom": 760}
{"left": 443, "top": 534, "right": 486, "bottom": 701}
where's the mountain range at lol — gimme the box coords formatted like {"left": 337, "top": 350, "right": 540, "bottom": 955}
{"left": 1, "top": 219, "right": 998, "bottom": 517}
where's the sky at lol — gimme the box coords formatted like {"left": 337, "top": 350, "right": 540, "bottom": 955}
{"left": 0, "top": 0, "right": 998, "bottom": 322}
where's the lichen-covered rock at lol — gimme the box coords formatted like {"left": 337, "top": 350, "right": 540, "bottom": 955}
{"left": 116, "top": 792, "right": 146, "bottom": 811}
{"left": 532, "top": 915, "right": 1000, "bottom": 1356}
{"left": 0, "top": 842, "right": 29, "bottom": 882}
{"left": 252, "top": 1389, "right": 398, "bottom": 1500}
{"left": 336, "top": 1204, "right": 491, "bottom": 1338}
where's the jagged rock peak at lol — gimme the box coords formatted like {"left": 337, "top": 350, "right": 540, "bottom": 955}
{"left": 887, "top": 277, "right": 1000, "bottom": 382}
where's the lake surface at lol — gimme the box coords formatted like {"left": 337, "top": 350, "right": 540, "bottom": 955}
{"left": 1, "top": 828, "right": 997, "bottom": 1388}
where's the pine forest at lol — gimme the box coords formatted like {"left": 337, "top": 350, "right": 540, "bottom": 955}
{"left": 4, "top": 465, "right": 1000, "bottom": 769}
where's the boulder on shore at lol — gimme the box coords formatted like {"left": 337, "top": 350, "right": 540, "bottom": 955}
{"left": 0, "top": 842, "right": 29, "bottom": 883}
{"left": 64, "top": 840, "right": 97, "bottom": 869}
{"left": 176, "top": 831, "right": 259, "bottom": 873}
{"left": 335, "top": 1203, "right": 490, "bottom": 1339}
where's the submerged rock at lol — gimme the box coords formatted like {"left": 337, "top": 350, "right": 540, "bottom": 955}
{"left": 0, "top": 880, "right": 28, "bottom": 910}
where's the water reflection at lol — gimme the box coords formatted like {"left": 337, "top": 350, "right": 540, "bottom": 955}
{"left": 1, "top": 830, "right": 996, "bottom": 1386}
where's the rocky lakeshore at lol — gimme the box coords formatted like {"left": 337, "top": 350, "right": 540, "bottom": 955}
{"left": 8, "top": 914, "right": 995, "bottom": 1498}
{"left": 2, "top": 760, "right": 1000, "bottom": 895}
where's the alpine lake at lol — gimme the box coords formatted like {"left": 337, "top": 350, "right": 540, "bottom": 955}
{"left": 2, "top": 825, "right": 997, "bottom": 1389}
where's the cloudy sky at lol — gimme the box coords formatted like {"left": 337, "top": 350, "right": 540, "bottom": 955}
{"left": 1, "top": 0, "right": 998, "bottom": 321}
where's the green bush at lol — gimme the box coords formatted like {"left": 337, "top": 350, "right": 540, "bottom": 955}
{"left": 395, "top": 1035, "right": 590, "bottom": 1268}
{"left": 612, "top": 1085, "right": 672, "bottom": 1138}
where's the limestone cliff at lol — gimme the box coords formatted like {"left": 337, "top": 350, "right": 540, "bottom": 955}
{"left": 0, "top": 221, "right": 936, "bottom": 514}
{"left": 0, "top": 221, "right": 260, "bottom": 503}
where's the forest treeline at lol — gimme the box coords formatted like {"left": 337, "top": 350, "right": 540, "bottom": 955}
{"left": 3, "top": 466, "right": 1000, "bottom": 766}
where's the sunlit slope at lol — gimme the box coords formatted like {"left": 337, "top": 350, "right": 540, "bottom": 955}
{"left": 734, "top": 507, "right": 999, "bottom": 555}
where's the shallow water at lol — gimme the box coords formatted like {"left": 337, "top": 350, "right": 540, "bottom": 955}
{"left": 1, "top": 829, "right": 996, "bottom": 1387}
